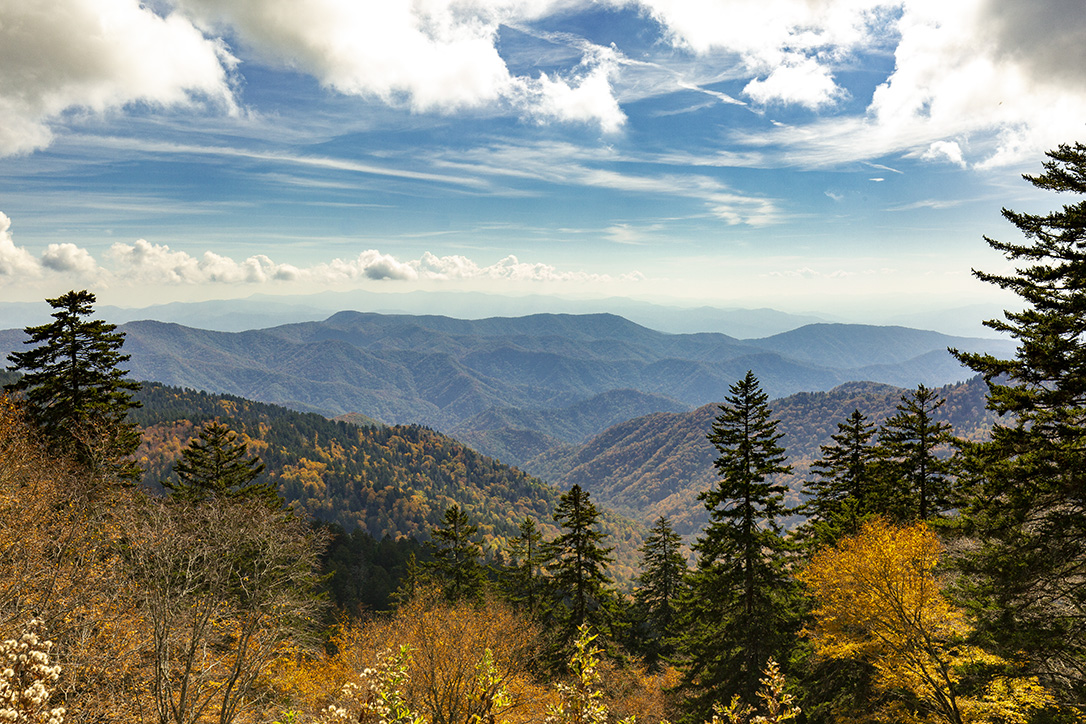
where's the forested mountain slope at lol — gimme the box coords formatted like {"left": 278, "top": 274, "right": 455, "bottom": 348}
{"left": 527, "top": 376, "right": 997, "bottom": 535}
{"left": 130, "top": 383, "right": 646, "bottom": 582}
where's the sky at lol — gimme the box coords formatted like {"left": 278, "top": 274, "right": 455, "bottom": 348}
{"left": 1, "top": 0, "right": 1085, "bottom": 320}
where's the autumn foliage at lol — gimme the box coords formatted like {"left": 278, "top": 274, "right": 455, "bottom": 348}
{"left": 801, "top": 518, "right": 1053, "bottom": 724}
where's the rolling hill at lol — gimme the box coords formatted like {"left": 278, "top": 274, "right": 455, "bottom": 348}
{"left": 524, "top": 376, "right": 998, "bottom": 536}
{"left": 129, "top": 382, "right": 648, "bottom": 583}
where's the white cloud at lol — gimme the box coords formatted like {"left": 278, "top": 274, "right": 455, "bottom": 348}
{"left": 639, "top": 0, "right": 1086, "bottom": 167}
{"left": 529, "top": 45, "right": 626, "bottom": 131}
{"left": 41, "top": 243, "right": 99, "bottom": 276}
{"left": 743, "top": 54, "right": 845, "bottom": 109}
{"left": 0, "top": 213, "right": 103, "bottom": 280}
{"left": 863, "top": 0, "right": 1086, "bottom": 166}
{"left": 317, "top": 251, "right": 421, "bottom": 282}
{"left": 921, "top": 140, "right": 966, "bottom": 167}
{"left": 110, "top": 239, "right": 301, "bottom": 284}
{"left": 768, "top": 266, "right": 856, "bottom": 279}
{"left": 170, "top": 0, "right": 624, "bottom": 129}
{"left": 630, "top": 0, "right": 893, "bottom": 108}
{"left": 0, "top": 0, "right": 235, "bottom": 156}
{"left": 0, "top": 213, "right": 41, "bottom": 279}
{"left": 103, "top": 238, "right": 631, "bottom": 286}
{"left": 0, "top": 0, "right": 628, "bottom": 157}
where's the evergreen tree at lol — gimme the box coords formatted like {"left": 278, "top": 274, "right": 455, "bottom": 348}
{"left": 877, "top": 384, "right": 957, "bottom": 521}
{"left": 503, "top": 516, "right": 546, "bottom": 613}
{"left": 951, "top": 142, "right": 1086, "bottom": 702}
{"left": 800, "top": 409, "right": 880, "bottom": 548}
{"left": 426, "top": 505, "right": 486, "bottom": 602}
{"left": 547, "top": 484, "right": 614, "bottom": 641}
{"left": 678, "top": 370, "right": 798, "bottom": 718}
{"left": 633, "top": 516, "right": 687, "bottom": 667}
{"left": 5, "top": 289, "right": 141, "bottom": 479}
{"left": 795, "top": 414, "right": 885, "bottom": 722}
{"left": 165, "top": 421, "right": 277, "bottom": 505}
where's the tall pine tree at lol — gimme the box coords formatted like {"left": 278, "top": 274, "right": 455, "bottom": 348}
{"left": 633, "top": 516, "right": 687, "bottom": 667}
{"left": 877, "top": 384, "right": 957, "bottom": 521}
{"left": 503, "top": 516, "right": 546, "bottom": 613}
{"left": 678, "top": 371, "right": 798, "bottom": 718}
{"left": 5, "top": 289, "right": 141, "bottom": 479}
{"left": 800, "top": 408, "right": 880, "bottom": 549}
{"left": 546, "top": 484, "right": 614, "bottom": 645}
{"left": 426, "top": 504, "right": 486, "bottom": 602}
{"left": 952, "top": 142, "right": 1086, "bottom": 702}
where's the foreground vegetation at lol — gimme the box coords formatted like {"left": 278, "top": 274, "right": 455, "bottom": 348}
{"left": 4, "top": 143, "right": 1086, "bottom": 723}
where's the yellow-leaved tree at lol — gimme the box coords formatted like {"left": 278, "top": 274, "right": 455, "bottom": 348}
{"left": 801, "top": 518, "right": 1053, "bottom": 724}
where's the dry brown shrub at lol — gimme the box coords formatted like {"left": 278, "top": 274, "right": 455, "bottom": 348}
{"left": 271, "top": 590, "right": 555, "bottom": 724}
{"left": 597, "top": 661, "right": 680, "bottom": 724}
{"left": 0, "top": 394, "right": 151, "bottom": 722}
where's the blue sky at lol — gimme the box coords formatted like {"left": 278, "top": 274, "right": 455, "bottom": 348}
{"left": 1, "top": 0, "right": 1084, "bottom": 319}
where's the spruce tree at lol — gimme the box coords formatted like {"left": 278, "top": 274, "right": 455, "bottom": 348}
{"left": 546, "top": 484, "right": 614, "bottom": 641}
{"left": 633, "top": 516, "right": 687, "bottom": 667}
{"left": 165, "top": 421, "right": 276, "bottom": 505}
{"left": 952, "top": 142, "right": 1086, "bottom": 701}
{"left": 503, "top": 516, "right": 546, "bottom": 613}
{"left": 876, "top": 384, "right": 957, "bottom": 521}
{"left": 800, "top": 408, "right": 880, "bottom": 549}
{"left": 678, "top": 371, "right": 798, "bottom": 718}
{"left": 5, "top": 289, "right": 141, "bottom": 479}
{"left": 426, "top": 504, "right": 486, "bottom": 602}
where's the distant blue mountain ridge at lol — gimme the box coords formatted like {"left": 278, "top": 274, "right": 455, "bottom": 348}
{"left": 1, "top": 309, "right": 1014, "bottom": 464}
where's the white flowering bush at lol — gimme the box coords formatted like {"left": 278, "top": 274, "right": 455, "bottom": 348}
{"left": 0, "top": 618, "right": 65, "bottom": 724}
{"left": 316, "top": 646, "right": 425, "bottom": 724}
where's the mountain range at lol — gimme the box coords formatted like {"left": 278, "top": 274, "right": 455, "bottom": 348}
{"left": 0, "top": 310, "right": 1013, "bottom": 471}
{"left": 0, "top": 290, "right": 1007, "bottom": 337}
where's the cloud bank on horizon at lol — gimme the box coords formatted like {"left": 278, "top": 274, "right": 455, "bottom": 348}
{"left": 0, "top": 211, "right": 641, "bottom": 289}
{"left": 0, "top": 0, "right": 1083, "bottom": 312}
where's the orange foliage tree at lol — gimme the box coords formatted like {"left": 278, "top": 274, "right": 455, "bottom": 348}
{"left": 271, "top": 591, "right": 550, "bottom": 724}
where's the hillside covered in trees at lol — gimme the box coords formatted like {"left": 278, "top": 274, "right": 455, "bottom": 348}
{"left": 130, "top": 382, "right": 646, "bottom": 583}
{"left": 528, "top": 376, "right": 996, "bottom": 534}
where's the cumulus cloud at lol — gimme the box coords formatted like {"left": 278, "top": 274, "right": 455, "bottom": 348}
{"left": 742, "top": 54, "right": 845, "bottom": 109}
{"left": 0, "top": 212, "right": 102, "bottom": 280}
{"left": 632, "top": 0, "right": 892, "bottom": 108}
{"left": 0, "top": 0, "right": 627, "bottom": 157}
{"left": 41, "top": 243, "right": 99, "bottom": 276}
{"left": 641, "top": 0, "right": 1086, "bottom": 166}
{"left": 864, "top": 0, "right": 1086, "bottom": 166}
{"left": 0, "top": 213, "right": 40, "bottom": 279}
{"left": 105, "top": 238, "right": 631, "bottom": 286}
{"left": 0, "top": 0, "right": 235, "bottom": 156}
{"left": 170, "top": 0, "right": 624, "bottom": 129}
{"left": 110, "top": 239, "right": 301, "bottom": 283}
{"left": 6, "top": 0, "right": 1081, "bottom": 167}
{"left": 922, "top": 140, "right": 966, "bottom": 167}
{"left": 529, "top": 45, "right": 626, "bottom": 131}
